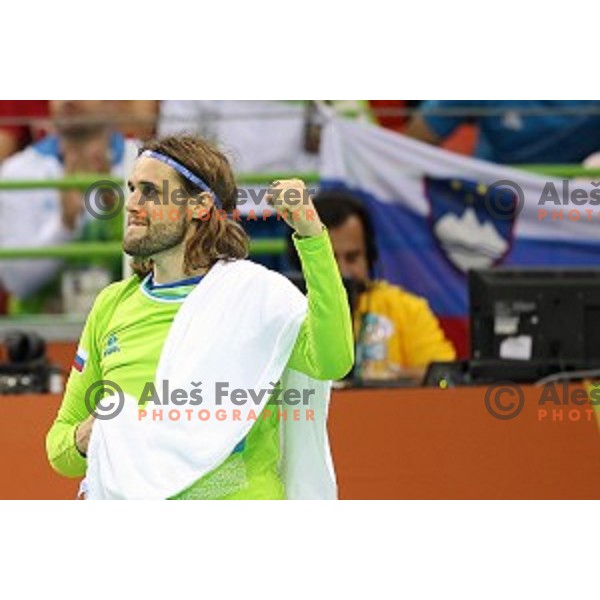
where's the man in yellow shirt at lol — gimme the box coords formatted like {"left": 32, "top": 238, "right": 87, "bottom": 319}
{"left": 311, "top": 189, "right": 456, "bottom": 382}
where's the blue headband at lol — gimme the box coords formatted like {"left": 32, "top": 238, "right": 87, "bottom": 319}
{"left": 141, "top": 149, "right": 222, "bottom": 207}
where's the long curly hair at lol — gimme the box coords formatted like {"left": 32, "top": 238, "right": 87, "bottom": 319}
{"left": 130, "top": 135, "right": 249, "bottom": 278}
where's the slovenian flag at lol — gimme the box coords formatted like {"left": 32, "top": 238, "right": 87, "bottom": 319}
{"left": 319, "top": 116, "right": 600, "bottom": 357}
{"left": 73, "top": 347, "right": 88, "bottom": 373}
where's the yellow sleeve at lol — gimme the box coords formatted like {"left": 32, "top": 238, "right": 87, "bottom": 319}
{"left": 399, "top": 293, "right": 456, "bottom": 369}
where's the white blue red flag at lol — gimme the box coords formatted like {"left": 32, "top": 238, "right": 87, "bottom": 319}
{"left": 320, "top": 117, "right": 600, "bottom": 355}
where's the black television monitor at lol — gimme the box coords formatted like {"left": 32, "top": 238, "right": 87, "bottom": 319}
{"left": 469, "top": 268, "right": 600, "bottom": 362}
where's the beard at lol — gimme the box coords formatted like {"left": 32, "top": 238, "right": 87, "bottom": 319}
{"left": 123, "top": 215, "right": 189, "bottom": 258}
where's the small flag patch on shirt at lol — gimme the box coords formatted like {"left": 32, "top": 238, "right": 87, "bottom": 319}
{"left": 73, "top": 347, "right": 88, "bottom": 373}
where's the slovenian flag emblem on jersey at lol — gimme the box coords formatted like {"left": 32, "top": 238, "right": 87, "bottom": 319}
{"left": 73, "top": 347, "right": 88, "bottom": 373}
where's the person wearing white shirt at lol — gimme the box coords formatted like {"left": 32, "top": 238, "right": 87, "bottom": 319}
{"left": 158, "top": 100, "right": 319, "bottom": 174}
{"left": 0, "top": 100, "right": 136, "bottom": 304}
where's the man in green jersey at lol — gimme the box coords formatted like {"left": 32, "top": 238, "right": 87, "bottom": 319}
{"left": 46, "top": 134, "right": 354, "bottom": 499}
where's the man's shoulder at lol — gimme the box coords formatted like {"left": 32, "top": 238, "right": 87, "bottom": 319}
{"left": 369, "top": 280, "right": 431, "bottom": 311}
{"left": 91, "top": 276, "right": 140, "bottom": 314}
{"left": 217, "top": 259, "right": 304, "bottom": 314}
{"left": 222, "top": 258, "right": 296, "bottom": 291}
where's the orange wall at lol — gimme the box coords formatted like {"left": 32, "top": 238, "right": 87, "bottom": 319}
{"left": 331, "top": 386, "right": 600, "bottom": 499}
{"left": 1, "top": 385, "right": 599, "bottom": 500}
{"left": 47, "top": 341, "right": 77, "bottom": 376}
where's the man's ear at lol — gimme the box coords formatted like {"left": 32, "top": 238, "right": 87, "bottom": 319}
{"left": 189, "top": 191, "right": 214, "bottom": 220}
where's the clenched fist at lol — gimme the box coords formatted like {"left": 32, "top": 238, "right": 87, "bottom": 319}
{"left": 266, "top": 179, "right": 323, "bottom": 237}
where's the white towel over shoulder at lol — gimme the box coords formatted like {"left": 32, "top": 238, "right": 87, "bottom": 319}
{"left": 85, "top": 259, "right": 337, "bottom": 500}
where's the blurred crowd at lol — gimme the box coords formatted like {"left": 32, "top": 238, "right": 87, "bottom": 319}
{"left": 3, "top": 100, "right": 600, "bottom": 164}
{"left": 2, "top": 100, "right": 600, "bottom": 382}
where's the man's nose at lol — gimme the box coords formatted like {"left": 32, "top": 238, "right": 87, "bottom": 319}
{"left": 126, "top": 188, "right": 142, "bottom": 212}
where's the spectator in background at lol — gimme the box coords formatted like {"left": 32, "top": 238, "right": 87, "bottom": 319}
{"left": 0, "top": 100, "right": 49, "bottom": 161}
{"left": 159, "top": 100, "right": 320, "bottom": 174}
{"left": 112, "top": 100, "right": 158, "bottom": 140}
{"left": 0, "top": 100, "right": 48, "bottom": 313}
{"left": 0, "top": 100, "right": 155, "bottom": 162}
{"left": 290, "top": 189, "right": 456, "bottom": 382}
{"left": 0, "top": 100, "right": 137, "bottom": 313}
{"left": 405, "top": 100, "right": 600, "bottom": 164}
